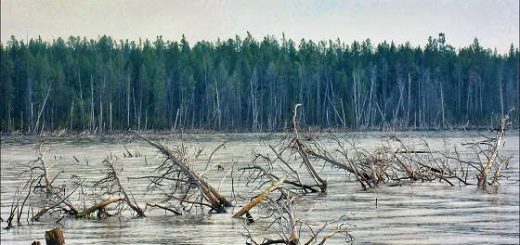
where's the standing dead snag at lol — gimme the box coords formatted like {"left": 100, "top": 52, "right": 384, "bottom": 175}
{"left": 468, "top": 115, "right": 510, "bottom": 188}
{"left": 477, "top": 116, "right": 508, "bottom": 187}
{"left": 135, "top": 133, "right": 232, "bottom": 213}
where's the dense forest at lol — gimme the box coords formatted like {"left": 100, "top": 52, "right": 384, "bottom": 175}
{"left": 0, "top": 33, "right": 518, "bottom": 133}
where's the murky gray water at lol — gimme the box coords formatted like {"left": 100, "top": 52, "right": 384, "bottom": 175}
{"left": 1, "top": 132, "right": 519, "bottom": 244}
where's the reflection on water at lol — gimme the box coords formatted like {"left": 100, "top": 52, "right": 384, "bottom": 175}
{"left": 1, "top": 132, "right": 519, "bottom": 244}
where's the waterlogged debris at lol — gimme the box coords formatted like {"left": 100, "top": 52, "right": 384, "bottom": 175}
{"left": 75, "top": 196, "right": 125, "bottom": 218}
{"left": 244, "top": 105, "right": 512, "bottom": 197}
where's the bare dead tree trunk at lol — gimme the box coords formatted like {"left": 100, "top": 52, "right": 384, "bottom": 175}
{"left": 90, "top": 75, "right": 95, "bottom": 132}
{"left": 127, "top": 74, "right": 130, "bottom": 128}
{"left": 440, "top": 82, "right": 446, "bottom": 128}
{"left": 477, "top": 116, "right": 508, "bottom": 187}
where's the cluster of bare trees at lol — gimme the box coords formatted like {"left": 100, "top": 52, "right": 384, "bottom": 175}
{"left": 2, "top": 106, "right": 513, "bottom": 244}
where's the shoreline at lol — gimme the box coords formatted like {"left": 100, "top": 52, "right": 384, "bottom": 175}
{"left": 1, "top": 126, "right": 518, "bottom": 145}
{"left": 1, "top": 123, "right": 517, "bottom": 136}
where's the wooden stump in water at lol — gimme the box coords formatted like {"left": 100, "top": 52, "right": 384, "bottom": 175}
{"left": 45, "top": 227, "right": 65, "bottom": 245}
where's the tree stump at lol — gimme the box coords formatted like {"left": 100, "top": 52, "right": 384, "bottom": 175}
{"left": 45, "top": 227, "right": 65, "bottom": 245}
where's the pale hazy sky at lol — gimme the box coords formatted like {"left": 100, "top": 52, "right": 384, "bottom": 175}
{"left": 1, "top": 0, "right": 518, "bottom": 53}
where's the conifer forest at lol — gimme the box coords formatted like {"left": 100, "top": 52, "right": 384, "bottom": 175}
{"left": 1, "top": 33, "right": 518, "bottom": 133}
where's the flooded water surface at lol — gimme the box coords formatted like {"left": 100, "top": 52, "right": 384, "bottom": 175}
{"left": 1, "top": 132, "right": 519, "bottom": 244}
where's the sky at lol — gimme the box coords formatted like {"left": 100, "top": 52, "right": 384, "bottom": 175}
{"left": 1, "top": 0, "right": 519, "bottom": 53}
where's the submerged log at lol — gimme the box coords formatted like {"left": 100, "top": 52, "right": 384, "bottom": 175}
{"left": 44, "top": 227, "right": 65, "bottom": 245}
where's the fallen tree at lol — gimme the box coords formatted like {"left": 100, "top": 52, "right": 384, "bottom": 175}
{"left": 134, "top": 133, "right": 232, "bottom": 213}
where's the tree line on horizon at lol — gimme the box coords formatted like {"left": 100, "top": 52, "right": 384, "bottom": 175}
{"left": 0, "top": 33, "right": 518, "bottom": 133}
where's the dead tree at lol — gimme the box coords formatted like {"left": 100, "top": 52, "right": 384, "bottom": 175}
{"left": 22, "top": 146, "right": 81, "bottom": 221}
{"left": 458, "top": 115, "right": 511, "bottom": 188}
{"left": 135, "top": 133, "right": 232, "bottom": 213}
{"left": 476, "top": 116, "right": 509, "bottom": 187}
{"left": 12, "top": 146, "right": 145, "bottom": 225}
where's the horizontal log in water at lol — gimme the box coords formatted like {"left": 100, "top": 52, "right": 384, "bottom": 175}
{"left": 232, "top": 178, "right": 284, "bottom": 219}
